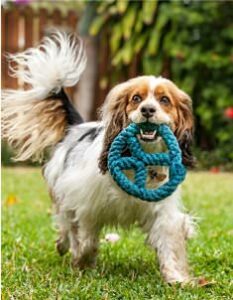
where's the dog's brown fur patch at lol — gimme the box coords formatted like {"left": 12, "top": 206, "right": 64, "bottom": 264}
{"left": 2, "top": 96, "right": 67, "bottom": 161}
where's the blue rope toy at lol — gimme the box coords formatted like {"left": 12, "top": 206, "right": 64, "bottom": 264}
{"left": 108, "top": 122, "right": 186, "bottom": 202}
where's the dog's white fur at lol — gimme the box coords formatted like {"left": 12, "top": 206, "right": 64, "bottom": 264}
{"left": 45, "top": 125, "right": 195, "bottom": 282}
{"left": 3, "top": 31, "right": 195, "bottom": 283}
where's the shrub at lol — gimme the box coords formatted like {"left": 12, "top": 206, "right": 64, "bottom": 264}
{"left": 89, "top": 0, "right": 233, "bottom": 169}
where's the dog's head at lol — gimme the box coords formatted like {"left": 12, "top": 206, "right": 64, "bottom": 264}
{"left": 99, "top": 76, "right": 195, "bottom": 173}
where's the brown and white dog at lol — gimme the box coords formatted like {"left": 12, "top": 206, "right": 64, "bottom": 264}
{"left": 2, "top": 31, "right": 196, "bottom": 283}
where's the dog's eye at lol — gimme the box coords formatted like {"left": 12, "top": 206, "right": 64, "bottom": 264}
{"left": 132, "top": 95, "right": 142, "bottom": 103}
{"left": 159, "top": 96, "right": 170, "bottom": 105}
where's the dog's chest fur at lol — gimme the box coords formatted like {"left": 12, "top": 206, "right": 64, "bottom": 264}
{"left": 45, "top": 124, "right": 171, "bottom": 230}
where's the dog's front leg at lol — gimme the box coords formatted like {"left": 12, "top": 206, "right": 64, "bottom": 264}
{"left": 148, "top": 203, "right": 191, "bottom": 284}
{"left": 69, "top": 222, "right": 99, "bottom": 270}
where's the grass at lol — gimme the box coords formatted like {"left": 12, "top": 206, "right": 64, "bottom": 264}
{"left": 2, "top": 168, "right": 233, "bottom": 300}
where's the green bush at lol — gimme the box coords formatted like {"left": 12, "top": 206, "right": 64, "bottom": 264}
{"left": 89, "top": 0, "right": 233, "bottom": 169}
{"left": 194, "top": 147, "right": 233, "bottom": 171}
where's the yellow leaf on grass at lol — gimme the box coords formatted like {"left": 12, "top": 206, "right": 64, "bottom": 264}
{"left": 5, "top": 195, "right": 19, "bottom": 206}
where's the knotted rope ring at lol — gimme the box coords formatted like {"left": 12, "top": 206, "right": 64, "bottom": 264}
{"left": 108, "top": 122, "right": 186, "bottom": 202}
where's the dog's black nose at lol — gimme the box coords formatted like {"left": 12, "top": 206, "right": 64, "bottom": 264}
{"left": 141, "top": 106, "right": 156, "bottom": 118}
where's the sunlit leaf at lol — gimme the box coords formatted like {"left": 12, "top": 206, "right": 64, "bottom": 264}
{"left": 109, "top": 5, "right": 118, "bottom": 16}
{"left": 89, "top": 15, "right": 107, "bottom": 36}
{"left": 112, "top": 39, "right": 134, "bottom": 66}
{"left": 122, "top": 6, "right": 137, "bottom": 40}
{"left": 148, "top": 12, "right": 169, "bottom": 55}
{"left": 142, "top": 0, "right": 158, "bottom": 24}
{"left": 122, "top": 43, "right": 133, "bottom": 65}
{"left": 110, "top": 23, "right": 123, "bottom": 54}
{"left": 134, "top": 32, "right": 149, "bottom": 53}
{"left": 134, "top": 10, "right": 143, "bottom": 34}
{"left": 116, "top": 0, "right": 129, "bottom": 14}
{"left": 97, "top": 0, "right": 115, "bottom": 14}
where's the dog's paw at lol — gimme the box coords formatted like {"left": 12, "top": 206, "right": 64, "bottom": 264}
{"left": 163, "top": 270, "right": 191, "bottom": 285}
{"left": 72, "top": 256, "right": 97, "bottom": 270}
{"left": 56, "top": 237, "right": 70, "bottom": 256}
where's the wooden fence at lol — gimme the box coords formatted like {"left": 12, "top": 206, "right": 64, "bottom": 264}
{"left": 2, "top": 7, "right": 78, "bottom": 91}
{"left": 1, "top": 6, "right": 140, "bottom": 119}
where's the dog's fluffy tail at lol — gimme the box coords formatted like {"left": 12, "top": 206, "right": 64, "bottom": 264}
{"left": 2, "top": 30, "right": 86, "bottom": 162}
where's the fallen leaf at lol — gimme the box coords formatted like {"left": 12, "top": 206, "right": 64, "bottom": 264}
{"left": 5, "top": 195, "right": 19, "bottom": 206}
{"left": 198, "top": 277, "right": 216, "bottom": 287}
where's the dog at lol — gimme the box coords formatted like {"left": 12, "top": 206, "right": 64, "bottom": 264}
{"left": 2, "top": 30, "right": 196, "bottom": 284}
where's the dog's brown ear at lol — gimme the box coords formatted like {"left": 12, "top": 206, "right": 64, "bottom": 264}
{"left": 98, "top": 111, "right": 126, "bottom": 174}
{"left": 175, "top": 90, "right": 195, "bottom": 168}
{"left": 98, "top": 83, "right": 130, "bottom": 174}
{"left": 178, "top": 127, "right": 195, "bottom": 167}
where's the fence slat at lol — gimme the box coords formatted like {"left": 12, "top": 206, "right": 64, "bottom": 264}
{"left": 52, "top": 9, "right": 62, "bottom": 26}
{"left": 5, "top": 8, "right": 20, "bottom": 89}
{"left": 67, "top": 10, "right": 78, "bottom": 31}
{"left": 24, "top": 6, "right": 33, "bottom": 49}
{"left": 1, "top": 9, "right": 7, "bottom": 88}
{"left": 39, "top": 8, "right": 48, "bottom": 39}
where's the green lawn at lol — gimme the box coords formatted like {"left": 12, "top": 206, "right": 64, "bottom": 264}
{"left": 2, "top": 168, "right": 233, "bottom": 300}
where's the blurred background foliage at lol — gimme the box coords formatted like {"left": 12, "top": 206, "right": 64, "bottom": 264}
{"left": 88, "top": 0, "right": 233, "bottom": 170}
{"left": 2, "top": 0, "right": 233, "bottom": 170}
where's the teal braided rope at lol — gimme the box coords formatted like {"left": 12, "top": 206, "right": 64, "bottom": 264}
{"left": 108, "top": 122, "right": 186, "bottom": 202}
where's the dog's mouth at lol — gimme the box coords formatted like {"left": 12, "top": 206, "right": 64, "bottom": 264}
{"left": 139, "top": 128, "right": 159, "bottom": 142}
